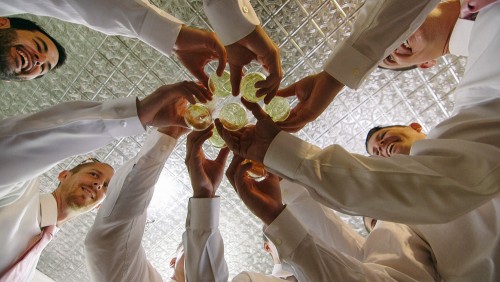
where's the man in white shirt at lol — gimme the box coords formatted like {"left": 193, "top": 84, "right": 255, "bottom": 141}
{"left": 0, "top": 81, "right": 210, "bottom": 281}
{"left": 215, "top": 1, "right": 500, "bottom": 224}
{"left": 85, "top": 124, "right": 232, "bottom": 281}
{"left": 226, "top": 123, "right": 499, "bottom": 281}
{"left": 1, "top": 0, "right": 282, "bottom": 95}
{"left": 0, "top": 17, "right": 66, "bottom": 80}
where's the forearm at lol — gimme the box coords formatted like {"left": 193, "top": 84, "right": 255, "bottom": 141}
{"left": 203, "top": 0, "right": 260, "bottom": 44}
{"left": 2, "top": 0, "right": 183, "bottom": 55}
{"left": 183, "top": 197, "right": 229, "bottom": 282}
{"left": 265, "top": 208, "right": 422, "bottom": 282}
{"left": 85, "top": 131, "right": 175, "bottom": 281}
{"left": 282, "top": 180, "right": 365, "bottom": 258}
{"left": 0, "top": 97, "right": 143, "bottom": 189}
{"left": 265, "top": 132, "right": 500, "bottom": 224}
{"left": 324, "top": 0, "right": 440, "bottom": 88}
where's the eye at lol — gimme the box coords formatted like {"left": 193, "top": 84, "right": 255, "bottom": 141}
{"left": 90, "top": 172, "right": 98, "bottom": 177}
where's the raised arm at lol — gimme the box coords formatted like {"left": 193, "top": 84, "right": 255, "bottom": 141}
{"left": 183, "top": 126, "right": 230, "bottom": 282}
{"left": 85, "top": 128, "right": 183, "bottom": 281}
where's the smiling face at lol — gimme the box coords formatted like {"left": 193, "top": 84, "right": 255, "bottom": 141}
{"left": 57, "top": 162, "right": 114, "bottom": 213}
{"left": 366, "top": 123, "right": 427, "bottom": 157}
{"left": 379, "top": 0, "right": 461, "bottom": 70}
{"left": 0, "top": 28, "right": 59, "bottom": 80}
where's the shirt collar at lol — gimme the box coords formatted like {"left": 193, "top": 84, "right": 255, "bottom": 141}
{"left": 271, "top": 264, "right": 294, "bottom": 279}
{"left": 448, "top": 18, "right": 474, "bottom": 56}
{"left": 39, "top": 194, "right": 58, "bottom": 228}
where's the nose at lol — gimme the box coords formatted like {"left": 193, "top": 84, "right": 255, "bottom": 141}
{"left": 93, "top": 182, "right": 103, "bottom": 190}
{"left": 33, "top": 52, "right": 47, "bottom": 66}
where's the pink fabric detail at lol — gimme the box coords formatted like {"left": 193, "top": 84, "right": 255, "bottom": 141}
{"left": 0, "top": 226, "right": 56, "bottom": 282}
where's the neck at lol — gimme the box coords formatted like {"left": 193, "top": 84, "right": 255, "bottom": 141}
{"left": 442, "top": 0, "right": 462, "bottom": 55}
{"left": 51, "top": 190, "right": 77, "bottom": 226}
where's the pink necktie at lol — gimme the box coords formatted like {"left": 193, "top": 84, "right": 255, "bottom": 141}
{"left": 0, "top": 226, "right": 56, "bottom": 282}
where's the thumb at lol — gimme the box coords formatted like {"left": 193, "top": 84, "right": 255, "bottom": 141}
{"left": 241, "top": 98, "right": 270, "bottom": 121}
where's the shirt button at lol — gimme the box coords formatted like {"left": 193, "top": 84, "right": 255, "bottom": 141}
{"left": 275, "top": 239, "right": 282, "bottom": 246}
{"left": 120, "top": 120, "right": 127, "bottom": 127}
{"left": 242, "top": 5, "right": 249, "bottom": 13}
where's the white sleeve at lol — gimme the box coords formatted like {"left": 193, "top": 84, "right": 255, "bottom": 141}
{"left": 203, "top": 0, "right": 260, "bottom": 45}
{"left": 0, "top": 97, "right": 144, "bottom": 205}
{"left": 265, "top": 208, "right": 428, "bottom": 282}
{"left": 183, "top": 197, "right": 229, "bottom": 282}
{"left": 323, "top": 0, "right": 440, "bottom": 89}
{"left": 281, "top": 180, "right": 365, "bottom": 259}
{"left": 1, "top": 0, "right": 183, "bottom": 55}
{"left": 84, "top": 131, "right": 176, "bottom": 282}
{"left": 264, "top": 132, "right": 500, "bottom": 224}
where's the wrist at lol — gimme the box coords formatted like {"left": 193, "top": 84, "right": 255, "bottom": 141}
{"left": 262, "top": 204, "right": 286, "bottom": 226}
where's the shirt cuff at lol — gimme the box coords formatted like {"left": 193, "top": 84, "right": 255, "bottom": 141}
{"left": 204, "top": 0, "right": 260, "bottom": 45}
{"left": 101, "top": 97, "right": 145, "bottom": 137}
{"left": 265, "top": 207, "right": 308, "bottom": 260}
{"left": 137, "top": 1, "right": 184, "bottom": 55}
{"left": 186, "top": 197, "right": 220, "bottom": 230}
{"left": 323, "top": 42, "right": 377, "bottom": 89}
{"left": 264, "top": 131, "right": 317, "bottom": 181}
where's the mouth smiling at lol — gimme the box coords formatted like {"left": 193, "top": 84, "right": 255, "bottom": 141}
{"left": 81, "top": 186, "right": 96, "bottom": 200}
{"left": 15, "top": 46, "right": 34, "bottom": 74}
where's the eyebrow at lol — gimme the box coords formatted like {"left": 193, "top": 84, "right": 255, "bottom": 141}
{"left": 34, "top": 37, "right": 53, "bottom": 72}
{"left": 35, "top": 36, "right": 47, "bottom": 52}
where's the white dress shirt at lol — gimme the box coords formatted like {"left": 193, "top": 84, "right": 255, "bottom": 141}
{"left": 85, "top": 131, "right": 177, "bottom": 282}
{"left": 0, "top": 0, "right": 183, "bottom": 55}
{"left": 0, "top": 96, "right": 143, "bottom": 278}
{"left": 264, "top": 2, "right": 500, "bottom": 224}
{"left": 1, "top": 0, "right": 262, "bottom": 55}
{"left": 322, "top": 0, "right": 440, "bottom": 89}
{"left": 266, "top": 180, "right": 499, "bottom": 281}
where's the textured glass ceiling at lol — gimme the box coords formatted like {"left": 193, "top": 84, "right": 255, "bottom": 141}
{"left": 0, "top": 0, "right": 465, "bottom": 280}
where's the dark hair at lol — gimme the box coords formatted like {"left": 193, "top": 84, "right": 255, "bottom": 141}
{"left": 378, "top": 64, "right": 418, "bottom": 72}
{"left": 8, "top": 17, "right": 67, "bottom": 71}
{"left": 365, "top": 125, "right": 405, "bottom": 154}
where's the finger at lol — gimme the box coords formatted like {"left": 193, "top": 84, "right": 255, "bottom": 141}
{"left": 276, "top": 83, "right": 297, "bottom": 98}
{"left": 275, "top": 110, "right": 305, "bottom": 133}
{"left": 185, "top": 81, "right": 212, "bottom": 103}
{"left": 214, "top": 119, "right": 241, "bottom": 153}
{"left": 185, "top": 125, "right": 213, "bottom": 163}
{"left": 226, "top": 153, "right": 245, "bottom": 189}
{"left": 215, "top": 49, "right": 228, "bottom": 77}
{"left": 229, "top": 64, "right": 244, "bottom": 96}
{"left": 240, "top": 98, "right": 269, "bottom": 121}
{"left": 233, "top": 161, "right": 254, "bottom": 193}
{"left": 193, "top": 69, "right": 210, "bottom": 89}
{"left": 215, "top": 146, "right": 231, "bottom": 165}
{"left": 263, "top": 84, "right": 280, "bottom": 104}
{"left": 178, "top": 81, "right": 201, "bottom": 104}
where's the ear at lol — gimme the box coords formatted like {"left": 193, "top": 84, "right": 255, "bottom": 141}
{"left": 58, "top": 170, "right": 70, "bottom": 182}
{"left": 169, "top": 257, "right": 176, "bottom": 268}
{"left": 418, "top": 60, "right": 436, "bottom": 69}
{"left": 263, "top": 242, "right": 271, "bottom": 253}
{"left": 409, "top": 122, "right": 423, "bottom": 133}
{"left": 0, "top": 18, "right": 11, "bottom": 29}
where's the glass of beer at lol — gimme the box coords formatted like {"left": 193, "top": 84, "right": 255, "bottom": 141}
{"left": 264, "top": 96, "right": 291, "bottom": 122}
{"left": 184, "top": 103, "right": 212, "bottom": 131}
{"left": 242, "top": 159, "right": 268, "bottom": 181}
{"left": 218, "top": 102, "right": 248, "bottom": 131}
{"left": 241, "top": 72, "right": 266, "bottom": 102}
{"left": 208, "top": 70, "right": 232, "bottom": 98}
{"left": 208, "top": 127, "right": 226, "bottom": 148}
